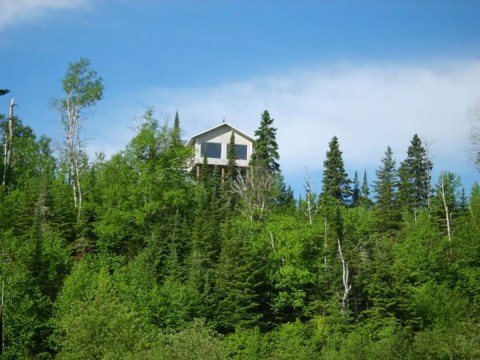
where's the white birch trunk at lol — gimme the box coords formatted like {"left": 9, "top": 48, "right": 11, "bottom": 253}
{"left": 337, "top": 237, "right": 351, "bottom": 317}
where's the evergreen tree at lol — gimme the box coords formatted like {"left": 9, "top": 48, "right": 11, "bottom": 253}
{"left": 398, "top": 134, "right": 433, "bottom": 213}
{"left": 360, "top": 170, "right": 373, "bottom": 208}
{"left": 214, "top": 219, "right": 263, "bottom": 332}
{"left": 250, "top": 110, "right": 280, "bottom": 173}
{"left": 223, "top": 132, "right": 239, "bottom": 212}
{"left": 321, "top": 136, "right": 351, "bottom": 205}
{"left": 189, "top": 166, "right": 224, "bottom": 318}
{"left": 226, "top": 131, "right": 238, "bottom": 182}
{"left": 172, "top": 110, "right": 182, "bottom": 146}
{"left": 373, "top": 147, "right": 401, "bottom": 234}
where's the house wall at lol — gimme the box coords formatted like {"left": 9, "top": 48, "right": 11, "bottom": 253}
{"left": 194, "top": 127, "right": 252, "bottom": 167}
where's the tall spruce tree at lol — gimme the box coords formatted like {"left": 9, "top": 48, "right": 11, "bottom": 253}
{"left": 250, "top": 110, "right": 280, "bottom": 173}
{"left": 226, "top": 131, "right": 237, "bottom": 183}
{"left": 222, "top": 132, "right": 239, "bottom": 212}
{"left": 321, "top": 136, "right": 351, "bottom": 205}
{"left": 373, "top": 146, "right": 401, "bottom": 234}
{"left": 398, "top": 134, "right": 432, "bottom": 213}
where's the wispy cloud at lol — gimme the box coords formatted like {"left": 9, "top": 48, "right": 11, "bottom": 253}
{"left": 93, "top": 60, "right": 480, "bottom": 191}
{"left": 0, "top": 0, "right": 91, "bottom": 30}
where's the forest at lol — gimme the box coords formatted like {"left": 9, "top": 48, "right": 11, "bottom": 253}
{"left": 0, "top": 59, "right": 479, "bottom": 359}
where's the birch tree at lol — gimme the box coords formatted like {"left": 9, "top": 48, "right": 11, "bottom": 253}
{"left": 52, "top": 58, "right": 103, "bottom": 221}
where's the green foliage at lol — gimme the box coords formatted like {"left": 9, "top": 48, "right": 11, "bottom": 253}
{"left": 53, "top": 265, "right": 163, "bottom": 359}
{"left": 60, "top": 57, "right": 104, "bottom": 107}
{"left": 0, "top": 230, "right": 72, "bottom": 358}
{"left": 2, "top": 95, "right": 479, "bottom": 358}
{"left": 163, "top": 319, "right": 228, "bottom": 360}
{"left": 265, "top": 214, "right": 319, "bottom": 321}
{"left": 224, "top": 327, "right": 264, "bottom": 359}
{"left": 214, "top": 219, "right": 264, "bottom": 332}
{"left": 263, "top": 320, "right": 318, "bottom": 359}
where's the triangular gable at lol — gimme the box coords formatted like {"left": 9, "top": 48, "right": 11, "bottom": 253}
{"left": 185, "top": 122, "right": 254, "bottom": 147}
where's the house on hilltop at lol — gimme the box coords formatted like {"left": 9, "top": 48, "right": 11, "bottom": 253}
{"left": 185, "top": 122, "right": 254, "bottom": 177}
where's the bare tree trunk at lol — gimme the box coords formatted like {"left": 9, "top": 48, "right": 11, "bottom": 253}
{"left": 303, "top": 167, "right": 316, "bottom": 225}
{"left": 337, "top": 237, "right": 351, "bottom": 317}
{"left": 233, "top": 165, "right": 276, "bottom": 221}
{"left": 440, "top": 173, "right": 452, "bottom": 241}
{"left": 2, "top": 99, "right": 15, "bottom": 186}
{"left": 422, "top": 136, "right": 436, "bottom": 210}
{"left": 63, "top": 96, "right": 83, "bottom": 221}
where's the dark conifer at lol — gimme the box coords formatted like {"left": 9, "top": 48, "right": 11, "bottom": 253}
{"left": 250, "top": 110, "right": 280, "bottom": 173}
{"left": 321, "top": 136, "right": 351, "bottom": 205}
{"left": 360, "top": 170, "right": 373, "bottom": 208}
{"left": 373, "top": 146, "right": 401, "bottom": 234}
{"left": 398, "top": 134, "right": 432, "bottom": 212}
{"left": 172, "top": 111, "right": 182, "bottom": 145}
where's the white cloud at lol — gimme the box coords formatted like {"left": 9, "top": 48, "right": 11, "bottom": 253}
{"left": 0, "top": 0, "right": 91, "bottom": 30}
{"left": 93, "top": 60, "right": 480, "bottom": 193}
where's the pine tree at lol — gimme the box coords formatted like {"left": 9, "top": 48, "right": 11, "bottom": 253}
{"left": 398, "top": 134, "right": 432, "bottom": 213}
{"left": 373, "top": 146, "right": 401, "bottom": 234}
{"left": 321, "top": 136, "right": 351, "bottom": 205}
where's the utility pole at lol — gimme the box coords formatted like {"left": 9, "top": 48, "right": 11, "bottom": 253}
{"left": 2, "top": 98, "right": 15, "bottom": 186}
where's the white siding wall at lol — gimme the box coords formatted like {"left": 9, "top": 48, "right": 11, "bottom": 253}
{"left": 194, "top": 127, "right": 252, "bottom": 167}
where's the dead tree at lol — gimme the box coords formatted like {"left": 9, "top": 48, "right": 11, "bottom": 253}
{"left": 337, "top": 237, "right": 351, "bottom": 317}
{"left": 439, "top": 173, "right": 452, "bottom": 242}
{"left": 302, "top": 167, "right": 318, "bottom": 225}
{"left": 233, "top": 164, "right": 277, "bottom": 221}
{"left": 2, "top": 99, "right": 15, "bottom": 186}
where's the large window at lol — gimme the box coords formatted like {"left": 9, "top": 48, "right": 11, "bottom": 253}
{"left": 227, "top": 144, "right": 248, "bottom": 160}
{"left": 200, "top": 142, "right": 222, "bottom": 158}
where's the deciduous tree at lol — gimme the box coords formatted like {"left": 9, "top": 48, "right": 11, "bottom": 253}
{"left": 52, "top": 58, "right": 104, "bottom": 221}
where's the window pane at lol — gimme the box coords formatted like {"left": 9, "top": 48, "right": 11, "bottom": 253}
{"left": 227, "top": 144, "right": 248, "bottom": 160}
{"left": 201, "top": 142, "right": 222, "bottom": 158}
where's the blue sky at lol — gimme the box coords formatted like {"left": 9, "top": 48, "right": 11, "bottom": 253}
{"left": 1, "top": 0, "right": 480, "bottom": 196}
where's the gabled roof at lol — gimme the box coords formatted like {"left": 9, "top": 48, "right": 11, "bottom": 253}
{"left": 185, "top": 122, "right": 255, "bottom": 147}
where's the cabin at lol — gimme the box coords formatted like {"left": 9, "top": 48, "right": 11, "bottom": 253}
{"left": 185, "top": 122, "right": 255, "bottom": 177}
